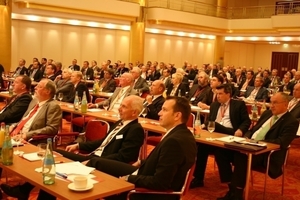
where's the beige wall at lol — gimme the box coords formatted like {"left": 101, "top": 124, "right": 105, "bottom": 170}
{"left": 144, "top": 33, "right": 215, "bottom": 67}
{"left": 225, "top": 41, "right": 300, "bottom": 70}
{"left": 11, "top": 20, "right": 130, "bottom": 70}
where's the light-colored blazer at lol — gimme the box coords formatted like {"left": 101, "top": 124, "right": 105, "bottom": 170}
{"left": 21, "top": 98, "right": 62, "bottom": 140}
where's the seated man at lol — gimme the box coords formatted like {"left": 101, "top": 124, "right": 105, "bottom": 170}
{"left": 191, "top": 84, "right": 251, "bottom": 188}
{"left": 9, "top": 79, "right": 62, "bottom": 144}
{"left": 289, "top": 83, "right": 300, "bottom": 120}
{"left": 54, "top": 68, "right": 73, "bottom": 97}
{"left": 86, "top": 96, "right": 197, "bottom": 200}
{"left": 0, "top": 75, "right": 32, "bottom": 124}
{"left": 144, "top": 80, "right": 165, "bottom": 120}
{"left": 188, "top": 71, "right": 210, "bottom": 106}
{"left": 131, "top": 67, "right": 149, "bottom": 94}
{"left": 244, "top": 77, "right": 268, "bottom": 102}
{"left": 98, "top": 69, "right": 116, "bottom": 93}
{"left": 216, "top": 92, "right": 298, "bottom": 200}
{"left": 1, "top": 95, "right": 145, "bottom": 200}
{"left": 64, "top": 71, "right": 90, "bottom": 103}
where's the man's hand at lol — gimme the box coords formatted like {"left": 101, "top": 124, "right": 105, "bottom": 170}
{"left": 131, "top": 160, "right": 141, "bottom": 167}
{"left": 65, "top": 143, "right": 79, "bottom": 152}
{"left": 88, "top": 103, "right": 96, "bottom": 108}
{"left": 234, "top": 129, "right": 243, "bottom": 137}
{"left": 119, "top": 175, "right": 129, "bottom": 181}
{"left": 197, "top": 102, "right": 209, "bottom": 110}
{"left": 145, "top": 95, "right": 153, "bottom": 104}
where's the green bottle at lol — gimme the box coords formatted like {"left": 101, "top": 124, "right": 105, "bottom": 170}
{"left": 42, "top": 138, "right": 56, "bottom": 185}
{"left": 81, "top": 91, "right": 88, "bottom": 113}
{"left": 73, "top": 91, "right": 79, "bottom": 110}
{"left": 2, "top": 125, "right": 13, "bottom": 165}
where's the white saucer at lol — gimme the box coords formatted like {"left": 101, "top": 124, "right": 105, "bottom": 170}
{"left": 68, "top": 183, "right": 93, "bottom": 191}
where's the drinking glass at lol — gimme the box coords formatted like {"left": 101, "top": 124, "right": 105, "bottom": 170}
{"left": 87, "top": 75, "right": 90, "bottom": 80}
{"left": 140, "top": 108, "right": 147, "bottom": 123}
{"left": 58, "top": 93, "right": 63, "bottom": 105}
{"left": 102, "top": 102, "right": 109, "bottom": 116}
{"left": 13, "top": 133, "right": 22, "bottom": 155}
{"left": 207, "top": 121, "right": 215, "bottom": 140}
{"left": 37, "top": 143, "right": 47, "bottom": 162}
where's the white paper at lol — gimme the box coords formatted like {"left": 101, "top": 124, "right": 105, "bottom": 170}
{"left": 297, "top": 122, "right": 300, "bottom": 136}
{"left": 56, "top": 161, "right": 95, "bottom": 176}
{"left": 11, "top": 139, "right": 23, "bottom": 147}
{"left": 87, "top": 109, "right": 103, "bottom": 112}
{"left": 23, "top": 152, "right": 57, "bottom": 161}
{"left": 216, "top": 136, "right": 245, "bottom": 143}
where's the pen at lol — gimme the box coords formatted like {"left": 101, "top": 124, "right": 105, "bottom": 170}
{"left": 56, "top": 172, "right": 68, "bottom": 179}
{"left": 55, "top": 161, "right": 64, "bottom": 164}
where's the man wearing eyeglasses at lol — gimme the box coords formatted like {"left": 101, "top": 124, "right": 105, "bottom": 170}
{"left": 217, "top": 92, "right": 298, "bottom": 200}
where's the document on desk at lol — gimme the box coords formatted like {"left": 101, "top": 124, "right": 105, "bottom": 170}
{"left": 87, "top": 108, "right": 103, "bottom": 112}
{"left": 23, "top": 152, "right": 57, "bottom": 161}
{"left": 216, "top": 136, "right": 245, "bottom": 143}
{"left": 56, "top": 161, "right": 95, "bottom": 176}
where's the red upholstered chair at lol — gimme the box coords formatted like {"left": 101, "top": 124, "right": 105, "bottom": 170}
{"left": 127, "top": 161, "right": 196, "bottom": 200}
{"left": 146, "top": 113, "right": 195, "bottom": 147}
{"left": 72, "top": 98, "right": 106, "bottom": 128}
{"left": 251, "top": 145, "right": 290, "bottom": 200}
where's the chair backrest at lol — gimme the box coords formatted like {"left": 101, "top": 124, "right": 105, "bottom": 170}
{"left": 182, "top": 162, "right": 196, "bottom": 195}
{"left": 186, "top": 113, "right": 195, "bottom": 128}
{"left": 95, "top": 98, "right": 106, "bottom": 104}
{"left": 246, "top": 104, "right": 262, "bottom": 115}
{"left": 85, "top": 120, "right": 110, "bottom": 141}
{"left": 141, "top": 91, "right": 149, "bottom": 99}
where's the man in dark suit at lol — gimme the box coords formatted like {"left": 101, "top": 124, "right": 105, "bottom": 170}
{"left": 64, "top": 71, "right": 90, "bottom": 103}
{"left": 69, "top": 59, "right": 80, "bottom": 71}
{"left": 269, "top": 69, "right": 281, "bottom": 86}
{"left": 0, "top": 75, "right": 32, "bottom": 124}
{"left": 262, "top": 70, "right": 271, "bottom": 88}
{"left": 244, "top": 77, "right": 268, "bottom": 102}
{"left": 27, "top": 61, "right": 43, "bottom": 82}
{"left": 13, "top": 59, "right": 28, "bottom": 77}
{"left": 288, "top": 83, "right": 300, "bottom": 120}
{"left": 188, "top": 71, "right": 210, "bottom": 106}
{"left": 131, "top": 67, "right": 149, "bottom": 93}
{"left": 239, "top": 70, "right": 254, "bottom": 91}
{"left": 88, "top": 73, "right": 137, "bottom": 113}
{"left": 279, "top": 73, "right": 295, "bottom": 95}
{"left": 166, "top": 72, "right": 186, "bottom": 97}
{"left": 205, "top": 64, "right": 218, "bottom": 78}
{"left": 160, "top": 69, "right": 172, "bottom": 89}
{"left": 217, "top": 92, "right": 298, "bottom": 200}
{"left": 185, "top": 64, "right": 197, "bottom": 80}
{"left": 115, "top": 62, "right": 129, "bottom": 77}
{"left": 232, "top": 68, "right": 245, "bottom": 88}
{"left": 85, "top": 96, "right": 197, "bottom": 200}
{"left": 145, "top": 80, "right": 165, "bottom": 120}
{"left": 148, "top": 64, "right": 161, "bottom": 81}
{"left": 191, "top": 84, "right": 251, "bottom": 188}
{"left": 98, "top": 69, "right": 117, "bottom": 93}
{"left": 45, "top": 64, "right": 56, "bottom": 81}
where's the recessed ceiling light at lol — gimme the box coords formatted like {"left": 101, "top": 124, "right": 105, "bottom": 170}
{"left": 165, "top": 30, "right": 173, "bottom": 35}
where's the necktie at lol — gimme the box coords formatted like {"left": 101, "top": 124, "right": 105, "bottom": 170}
{"left": 109, "top": 89, "right": 124, "bottom": 111}
{"left": 11, "top": 104, "right": 40, "bottom": 136}
{"left": 255, "top": 115, "right": 278, "bottom": 140}
{"left": 94, "top": 122, "right": 123, "bottom": 156}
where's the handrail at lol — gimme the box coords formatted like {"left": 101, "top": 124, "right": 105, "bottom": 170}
{"left": 118, "top": 0, "right": 300, "bottom": 19}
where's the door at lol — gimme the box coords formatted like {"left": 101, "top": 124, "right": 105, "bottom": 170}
{"left": 271, "top": 52, "right": 299, "bottom": 78}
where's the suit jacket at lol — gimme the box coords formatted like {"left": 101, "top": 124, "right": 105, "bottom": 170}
{"left": 14, "top": 66, "right": 28, "bottom": 76}
{"left": 269, "top": 76, "right": 281, "bottom": 86}
{"left": 115, "top": 67, "right": 129, "bottom": 77}
{"left": 69, "top": 65, "right": 80, "bottom": 71}
{"left": 209, "top": 99, "right": 251, "bottom": 134}
{"left": 28, "top": 69, "right": 43, "bottom": 82}
{"left": 232, "top": 75, "right": 245, "bottom": 86}
{"left": 146, "top": 95, "right": 165, "bottom": 120}
{"left": 279, "top": 82, "right": 295, "bottom": 95}
{"left": 166, "top": 83, "right": 186, "bottom": 97}
{"left": 86, "top": 67, "right": 94, "bottom": 80}
{"left": 97, "top": 87, "right": 138, "bottom": 109}
{"left": 205, "top": 69, "right": 218, "bottom": 77}
{"left": 289, "top": 101, "right": 300, "bottom": 121}
{"left": 185, "top": 69, "right": 196, "bottom": 80}
{"left": 0, "top": 93, "right": 32, "bottom": 124}
{"left": 64, "top": 82, "right": 91, "bottom": 103}
{"left": 239, "top": 78, "right": 254, "bottom": 90}
{"left": 79, "top": 119, "right": 144, "bottom": 163}
{"left": 201, "top": 89, "right": 215, "bottom": 105}
{"left": 134, "top": 77, "right": 149, "bottom": 93}
{"left": 54, "top": 69, "right": 62, "bottom": 78}
{"left": 244, "top": 110, "right": 298, "bottom": 178}
{"left": 188, "top": 84, "right": 210, "bottom": 106}
{"left": 262, "top": 77, "right": 271, "bottom": 88}
{"left": 128, "top": 124, "right": 197, "bottom": 197}
{"left": 98, "top": 78, "right": 117, "bottom": 93}
{"left": 160, "top": 76, "right": 172, "bottom": 89}
{"left": 55, "top": 79, "right": 74, "bottom": 96}
{"left": 148, "top": 70, "right": 161, "bottom": 81}
{"left": 245, "top": 86, "right": 268, "bottom": 102}
{"left": 21, "top": 98, "right": 62, "bottom": 140}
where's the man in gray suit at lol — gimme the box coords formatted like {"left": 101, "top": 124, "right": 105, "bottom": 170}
{"left": 131, "top": 67, "right": 149, "bottom": 94}
{"left": 88, "top": 72, "right": 138, "bottom": 113}
{"left": 10, "top": 79, "right": 62, "bottom": 145}
{"left": 54, "top": 68, "right": 73, "bottom": 97}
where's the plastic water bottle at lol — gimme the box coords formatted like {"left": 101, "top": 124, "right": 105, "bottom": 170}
{"left": 73, "top": 91, "right": 79, "bottom": 110}
{"left": 1, "top": 125, "right": 13, "bottom": 165}
{"left": 81, "top": 91, "right": 88, "bottom": 113}
{"left": 8, "top": 83, "right": 13, "bottom": 96}
{"left": 42, "top": 138, "right": 56, "bottom": 185}
{"left": 194, "top": 111, "right": 201, "bottom": 138}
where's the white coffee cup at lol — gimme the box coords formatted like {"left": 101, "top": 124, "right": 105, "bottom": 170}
{"left": 73, "top": 176, "right": 88, "bottom": 189}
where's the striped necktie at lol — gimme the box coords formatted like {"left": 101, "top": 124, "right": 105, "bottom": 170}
{"left": 255, "top": 115, "right": 278, "bottom": 140}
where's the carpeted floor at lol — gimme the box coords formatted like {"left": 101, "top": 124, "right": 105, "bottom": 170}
{"left": 2, "top": 119, "right": 300, "bottom": 200}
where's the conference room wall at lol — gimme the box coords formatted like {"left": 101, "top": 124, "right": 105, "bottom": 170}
{"left": 144, "top": 33, "right": 215, "bottom": 67}
{"left": 225, "top": 41, "right": 300, "bottom": 70}
{"left": 11, "top": 20, "right": 130, "bottom": 70}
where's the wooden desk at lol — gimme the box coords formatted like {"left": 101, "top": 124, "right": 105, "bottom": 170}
{"left": 0, "top": 144, "right": 134, "bottom": 200}
{"left": 90, "top": 92, "right": 113, "bottom": 99}
{"left": 195, "top": 131, "right": 280, "bottom": 200}
{"left": 0, "top": 92, "right": 11, "bottom": 99}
